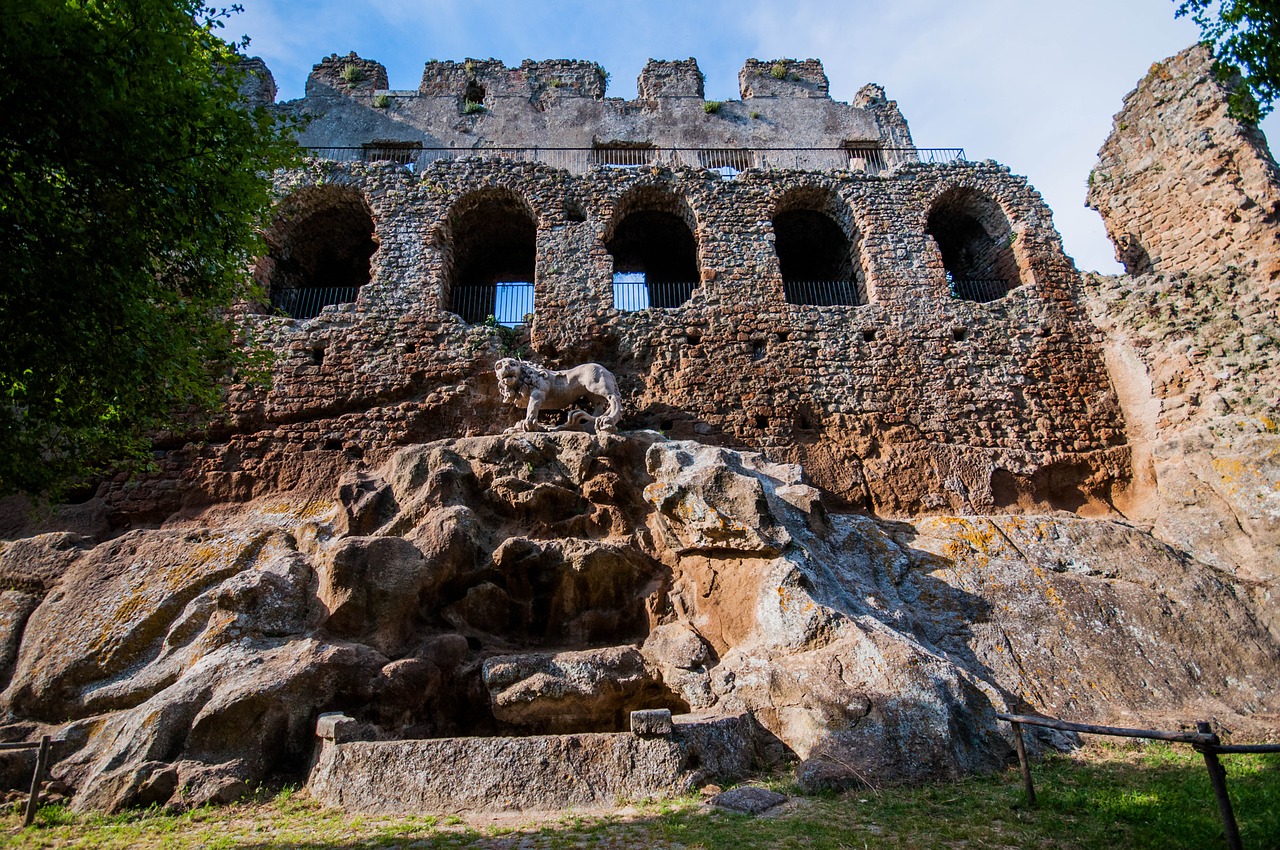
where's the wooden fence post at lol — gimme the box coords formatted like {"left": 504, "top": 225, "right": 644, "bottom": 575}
{"left": 1011, "top": 720, "right": 1037, "bottom": 806}
{"left": 22, "top": 735, "right": 51, "bottom": 828}
{"left": 1196, "top": 721, "right": 1243, "bottom": 850}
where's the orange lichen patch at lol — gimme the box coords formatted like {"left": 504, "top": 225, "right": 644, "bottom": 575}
{"left": 89, "top": 531, "right": 277, "bottom": 664}
{"left": 256, "top": 498, "right": 338, "bottom": 521}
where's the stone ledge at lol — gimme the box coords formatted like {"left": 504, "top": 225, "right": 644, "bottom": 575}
{"left": 307, "top": 713, "right": 758, "bottom": 813}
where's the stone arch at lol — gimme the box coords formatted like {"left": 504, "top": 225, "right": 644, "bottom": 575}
{"left": 772, "top": 186, "right": 868, "bottom": 306}
{"left": 605, "top": 185, "right": 701, "bottom": 310}
{"left": 926, "top": 186, "right": 1021, "bottom": 303}
{"left": 442, "top": 187, "right": 539, "bottom": 325}
{"left": 258, "top": 184, "right": 376, "bottom": 320}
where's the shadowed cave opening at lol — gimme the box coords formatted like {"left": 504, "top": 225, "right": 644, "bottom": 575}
{"left": 259, "top": 186, "right": 376, "bottom": 320}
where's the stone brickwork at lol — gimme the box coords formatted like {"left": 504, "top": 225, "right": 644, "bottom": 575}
{"left": 739, "top": 59, "right": 829, "bottom": 99}
{"left": 638, "top": 59, "right": 704, "bottom": 101}
{"left": 99, "top": 155, "right": 1127, "bottom": 523}
{"left": 273, "top": 53, "right": 912, "bottom": 156}
{"left": 1082, "top": 45, "right": 1280, "bottom": 595}
{"left": 306, "top": 52, "right": 389, "bottom": 97}
{"left": 1087, "top": 44, "right": 1280, "bottom": 279}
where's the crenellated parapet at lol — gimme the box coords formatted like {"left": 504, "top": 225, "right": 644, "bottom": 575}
{"left": 418, "top": 58, "right": 607, "bottom": 103}
{"left": 268, "top": 53, "right": 920, "bottom": 159}
{"left": 739, "top": 59, "right": 830, "bottom": 99}
{"left": 637, "top": 59, "right": 704, "bottom": 100}
{"left": 236, "top": 56, "right": 277, "bottom": 108}
{"left": 307, "top": 52, "right": 389, "bottom": 97}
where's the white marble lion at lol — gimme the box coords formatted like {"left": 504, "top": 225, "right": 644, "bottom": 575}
{"left": 494, "top": 357, "right": 623, "bottom": 435}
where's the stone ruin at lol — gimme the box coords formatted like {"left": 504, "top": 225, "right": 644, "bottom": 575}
{"left": 0, "top": 46, "right": 1276, "bottom": 813}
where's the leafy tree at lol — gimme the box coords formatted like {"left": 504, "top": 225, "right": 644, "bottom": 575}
{"left": 0, "top": 1, "right": 297, "bottom": 498}
{"left": 1175, "top": 0, "right": 1280, "bottom": 123}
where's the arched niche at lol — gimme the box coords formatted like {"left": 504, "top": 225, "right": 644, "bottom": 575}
{"left": 772, "top": 187, "right": 868, "bottom": 306}
{"left": 259, "top": 185, "right": 376, "bottom": 320}
{"left": 444, "top": 189, "right": 538, "bottom": 326}
{"left": 606, "top": 186, "right": 700, "bottom": 310}
{"left": 926, "top": 187, "right": 1021, "bottom": 303}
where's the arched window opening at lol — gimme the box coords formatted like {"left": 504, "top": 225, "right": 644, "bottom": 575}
{"left": 447, "top": 193, "right": 537, "bottom": 326}
{"left": 608, "top": 194, "right": 700, "bottom": 311}
{"left": 261, "top": 187, "right": 376, "bottom": 320}
{"left": 773, "top": 195, "right": 867, "bottom": 306}
{"left": 926, "top": 189, "right": 1020, "bottom": 303}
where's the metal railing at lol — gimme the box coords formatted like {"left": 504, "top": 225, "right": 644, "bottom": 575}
{"left": 450, "top": 281, "right": 534, "bottom": 326}
{"left": 300, "top": 146, "right": 966, "bottom": 175}
{"left": 271, "top": 286, "right": 361, "bottom": 320}
{"left": 613, "top": 280, "right": 698, "bottom": 311}
{"left": 783, "top": 279, "right": 866, "bottom": 307}
{"left": 949, "top": 277, "right": 1010, "bottom": 303}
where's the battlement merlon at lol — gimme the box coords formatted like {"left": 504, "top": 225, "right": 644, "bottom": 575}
{"left": 271, "top": 54, "right": 916, "bottom": 152}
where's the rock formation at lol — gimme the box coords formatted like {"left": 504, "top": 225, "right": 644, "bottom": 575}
{"left": 1, "top": 432, "right": 1276, "bottom": 811}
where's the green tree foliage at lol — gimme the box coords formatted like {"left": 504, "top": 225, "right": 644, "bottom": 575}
{"left": 1175, "top": 0, "right": 1280, "bottom": 123}
{"left": 0, "top": 1, "right": 298, "bottom": 498}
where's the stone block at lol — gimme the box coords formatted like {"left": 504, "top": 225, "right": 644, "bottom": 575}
{"left": 630, "top": 708, "right": 673, "bottom": 737}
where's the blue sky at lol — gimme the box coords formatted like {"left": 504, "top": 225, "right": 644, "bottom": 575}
{"left": 232, "top": 0, "right": 1279, "bottom": 274}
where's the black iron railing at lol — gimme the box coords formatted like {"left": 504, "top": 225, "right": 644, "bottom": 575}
{"left": 450, "top": 281, "right": 534, "bottom": 326}
{"left": 271, "top": 286, "right": 361, "bottom": 320}
{"left": 949, "top": 278, "right": 1011, "bottom": 303}
{"left": 613, "top": 280, "right": 698, "bottom": 311}
{"left": 783, "top": 280, "right": 866, "bottom": 307}
{"left": 300, "top": 146, "right": 966, "bottom": 175}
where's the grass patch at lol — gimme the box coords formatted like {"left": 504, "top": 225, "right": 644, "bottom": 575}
{"left": 1, "top": 743, "right": 1275, "bottom": 848}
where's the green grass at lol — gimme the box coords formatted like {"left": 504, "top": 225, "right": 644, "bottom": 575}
{"left": 1, "top": 743, "right": 1275, "bottom": 848}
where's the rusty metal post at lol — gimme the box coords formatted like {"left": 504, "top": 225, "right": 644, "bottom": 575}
{"left": 23, "top": 735, "right": 51, "bottom": 828}
{"left": 1011, "top": 720, "right": 1036, "bottom": 806}
{"left": 1196, "top": 721, "right": 1242, "bottom": 850}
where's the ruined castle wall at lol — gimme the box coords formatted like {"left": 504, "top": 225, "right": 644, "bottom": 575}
{"left": 102, "top": 157, "right": 1126, "bottom": 522}
{"left": 1082, "top": 45, "right": 1280, "bottom": 588}
{"left": 1087, "top": 44, "right": 1280, "bottom": 279}
{"left": 277, "top": 54, "right": 913, "bottom": 157}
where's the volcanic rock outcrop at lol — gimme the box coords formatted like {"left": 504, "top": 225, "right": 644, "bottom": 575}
{"left": 1, "top": 431, "right": 1276, "bottom": 811}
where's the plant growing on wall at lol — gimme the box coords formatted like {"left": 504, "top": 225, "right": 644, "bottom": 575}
{"left": 484, "top": 315, "right": 528, "bottom": 358}
{"left": 0, "top": 0, "right": 299, "bottom": 498}
{"left": 373, "top": 93, "right": 391, "bottom": 108}
{"left": 340, "top": 63, "right": 363, "bottom": 84}
{"left": 462, "top": 99, "right": 486, "bottom": 115}
{"left": 771, "top": 62, "right": 788, "bottom": 80}
{"left": 703, "top": 100, "right": 723, "bottom": 114}
{"left": 591, "top": 62, "right": 610, "bottom": 93}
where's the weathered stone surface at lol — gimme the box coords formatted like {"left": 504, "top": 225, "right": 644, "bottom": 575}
{"left": 631, "top": 708, "right": 674, "bottom": 737}
{"left": 308, "top": 713, "right": 761, "bottom": 813}
{"left": 317, "top": 535, "right": 429, "bottom": 654}
{"left": 710, "top": 786, "right": 787, "bottom": 814}
{"left": 6, "top": 425, "right": 1280, "bottom": 812}
{"left": 1087, "top": 45, "right": 1280, "bottom": 279}
{"left": 483, "top": 646, "right": 675, "bottom": 733}
{"left": 0, "top": 431, "right": 1276, "bottom": 812}
{"left": 82, "top": 151, "right": 1126, "bottom": 526}
{"left": 1082, "top": 44, "right": 1280, "bottom": 622}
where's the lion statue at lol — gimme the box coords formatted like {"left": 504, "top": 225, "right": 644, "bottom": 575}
{"left": 494, "top": 357, "right": 623, "bottom": 435}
